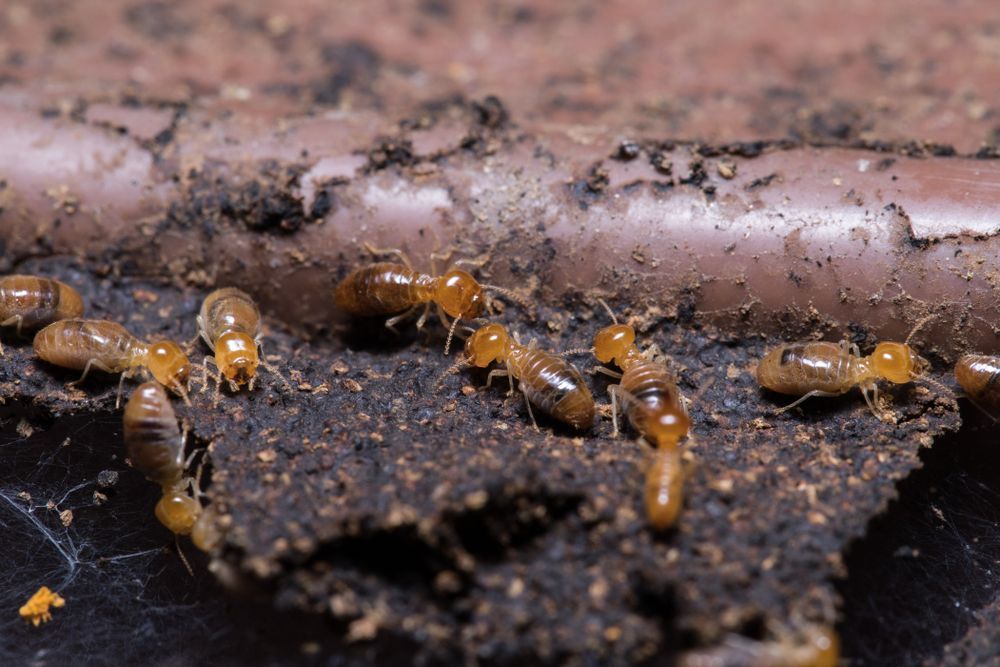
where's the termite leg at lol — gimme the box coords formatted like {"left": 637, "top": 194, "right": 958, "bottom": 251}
{"left": 1, "top": 314, "right": 24, "bottom": 337}
{"left": 200, "top": 357, "right": 218, "bottom": 394}
{"left": 774, "top": 389, "right": 842, "bottom": 414}
{"left": 429, "top": 247, "right": 455, "bottom": 277}
{"left": 384, "top": 306, "right": 418, "bottom": 335}
{"left": 485, "top": 369, "right": 513, "bottom": 395}
{"left": 415, "top": 303, "right": 432, "bottom": 331}
{"left": 521, "top": 390, "right": 540, "bottom": 432}
{"left": 593, "top": 366, "right": 624, "bottom": 380}
{"left": 115, "top": 367, "right": 140, "bottom": 409}
{"left": 607, "top": 385, "right": 622, "bottom": 437}
{"left": 68, "top": 358, "right": 117, "bottom": 387}
{"left": 861, "top": 383, "right": 886, "bottom": 419}
{"left": 364, "top": 242, "right": 412, "bottom": 269}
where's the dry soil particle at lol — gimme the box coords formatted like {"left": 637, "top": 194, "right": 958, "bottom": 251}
{"left": 0, "top": 257, "right": 960, "bottom": 665}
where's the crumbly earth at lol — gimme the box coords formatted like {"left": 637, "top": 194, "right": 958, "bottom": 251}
{"left": 0, "top": 256, "right": 960, "bottom": 664}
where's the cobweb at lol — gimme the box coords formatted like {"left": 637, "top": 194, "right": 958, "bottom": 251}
{"left": 0, "top": 402, "right": 361, "bottom": 667}
{"left": 838, "top": 405, "right": 1000, "bottom": 666}
{"left": 0, "top": 403, "right": 221, "bottom": 664}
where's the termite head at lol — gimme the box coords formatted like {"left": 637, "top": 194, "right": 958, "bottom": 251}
{"left": 155, "top": 490, "right": 201, "bottom": 536}
{"left": 436, "top": 269, "right": 485, "bottom": 319}
{"left": 146, "top": 341, "right": 191, "bottom": 393}
{"left": 465, "top": 323, "right": 510, "bottom": 367}
{"left": 215, "top": 331, "right": 259, "bottom": 385}
{"left": 871, "top": 342, "right": 928, "bottom": 384}
{"left": 593, "top": 324, "right": 636, "bottom": 365}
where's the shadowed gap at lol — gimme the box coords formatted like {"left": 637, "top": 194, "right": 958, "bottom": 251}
{"left": 837, "top": 405, "right": 1000, "bottom": 666}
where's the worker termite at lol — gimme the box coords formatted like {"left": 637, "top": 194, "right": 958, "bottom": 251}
{"left": 196, "top": 287, "right": 289, "bottom": 403}
{"left": 955, "top": 354, "right": 1000, "bottom": 417}
{"left": 0, "top": 275, "right": 84, "bottom": 355}
{"left": 33, "top": 319, "right": 191, "bottom": 407}
{"left": 679, "top": 624, "right": 839, "bottom": 667}
{"left": 443, "top": 322, "right": 596, "bottom": 430}
{"left": 755, "top": 316, "right": 943, "bottom": 418}
{"left": 334, "top": 244, "right": 528, "bottom": 354}
{"left": 123, "top": 382, "right": 222, "bottom": 556}
{"left": 582, "top": 301, "right": 689, "bottom": 530}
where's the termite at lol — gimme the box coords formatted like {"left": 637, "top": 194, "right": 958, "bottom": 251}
{"left": 755, "top": 316, "right": 940, "bottom": 417}
{"left": 33, "top": 319, "right": 191, "bottom": 406}
{"left": 196, "top": 287, "right": 288, "bottom": 402}
{"left": 334, "top": 244, "right": 528, "bottom": 354}
{"left": 0, "top": 275, "right": 84, "bottom": 355}
{"left": 955, "top": 354, "right": 1000, "bottom": 416}
{"left": 582, "top": 300, "right": 689, "bottom": 530}
{"left": 678, "top": 624, "right": 839, "bottom": 667}
{"left": 444, "top": 322, "right": 595, "bottom": 430}
{"left": 123, "top": 382, "right": 222, "bottom": 555}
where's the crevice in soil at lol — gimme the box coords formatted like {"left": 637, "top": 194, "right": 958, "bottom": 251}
{"left": 837, "top": 404, "right": 1000, "bottom": 666}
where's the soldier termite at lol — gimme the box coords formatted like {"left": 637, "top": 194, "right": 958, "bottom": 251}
{"left": 334, "top": 244, "right": 529, "bottom": 354}
{"left": 33, "top": 319, "right": 191, "bottom": 407}
{"left": 123, "top": 382, "right": 222, "bottom": 560}
{"left": 0, "top": 275, "right": 84, "bottom": 355}
{"left": 442, "top": 322, "right": 595, "bottom": 431}
{"left": 196, "top": 287, "right": 289, "bottom": 404}
{"left": 755, "top": 316, "right": 947, "bottom": 418}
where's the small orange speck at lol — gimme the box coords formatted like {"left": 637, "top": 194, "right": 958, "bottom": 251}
{"left": 19, "top": 586, "right": 65, "bottom": 627}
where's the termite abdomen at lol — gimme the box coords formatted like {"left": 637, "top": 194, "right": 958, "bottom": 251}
{"left": 0, "top": 275, "right": 84, "bottom": 335}
{"left": 124, "top": 382, "right": 184, "bottom": 487}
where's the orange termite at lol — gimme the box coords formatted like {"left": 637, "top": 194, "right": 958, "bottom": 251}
{"left": 678, "top": 624, "right": 839, "bottom": 667}
{"left": 0, "top": 275, "right": 84, "bottom": 354}
{"left": 446, "top": 322, "right": 595, "bottom": 430}
{"left": 955, "top": 354, "right": 1000, "bottom": 416}
{"left": 755, "top": 316, "right": 941, "bottom": 417}
{"left": 33, "top": 319, "right": 190, "bottom": 406}
{"left": 334, "top": 244, "right": 527, "bottom": 353}
{"left": 196, "top": 287, "right": 289, "bottom": 402}
{"left": 585, "top": 301, "right": 689, "bottom": 530}
{"left": 123, "top": 382, "right": 222, "bottom": 554}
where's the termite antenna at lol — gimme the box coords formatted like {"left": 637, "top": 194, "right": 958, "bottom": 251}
{"left": 437, "top": 356, "right": 471, "bottom": 386}
{"left": 913, "top": 372, "right": 957, "bottom": 403}
{"left": 175, "top": 535, "right": 194, "bottom": 577}
{"left": 595, "top": 298, "right": 618, "bottom": 324}
{"left": 963, "top": 395, "right": 1000, "bottom": 423}
{"left": 175, "top": 383, "right": 192, "bottom": 407}
{"left": 443, "top": 316, "right": 461, "bottom": 356}
{"left": 905, "top": 313, "right": 939, "bottom": 346}
{"left": 559, "top": 347, "right": 593, "bottom": 357}
{"left": 483, "top": 285, "right": 533, "bottom": 313}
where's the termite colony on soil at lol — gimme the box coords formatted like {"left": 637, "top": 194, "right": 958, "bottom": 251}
{"left": 6, "top": 283, "right": 281, "bottom": 571}
{"left": 5, "top": 256, "right": 978, "bottom": 656}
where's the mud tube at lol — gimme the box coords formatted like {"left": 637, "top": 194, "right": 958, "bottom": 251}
{"left": 2, "top": 94, "right": 999, "bottom": 357}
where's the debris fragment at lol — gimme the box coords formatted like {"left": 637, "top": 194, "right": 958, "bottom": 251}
{"left": 19, "top": 587, "right": 65, "bottom": 627}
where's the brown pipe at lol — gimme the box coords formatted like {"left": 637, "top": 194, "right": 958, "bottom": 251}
{"left": 2, "top": 94, "right": 999, "bottom": 357}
